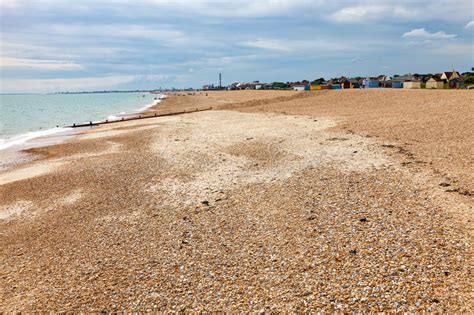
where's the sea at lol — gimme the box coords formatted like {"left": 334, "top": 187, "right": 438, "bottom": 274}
{"left": 0, "top": 92, "right": 161, "bottom": 150}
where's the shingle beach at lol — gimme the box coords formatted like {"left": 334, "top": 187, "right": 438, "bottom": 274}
{"left": 1, "top": 89, "right": 472, "bottom": 312}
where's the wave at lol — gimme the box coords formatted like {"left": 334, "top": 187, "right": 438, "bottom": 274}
{"left": 0, "top": 127, "right": 72, "bottom": 151}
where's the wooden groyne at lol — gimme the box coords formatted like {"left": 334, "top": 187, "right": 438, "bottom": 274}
{"left": 67, "top": 107, "right": 213, "bottom": 128}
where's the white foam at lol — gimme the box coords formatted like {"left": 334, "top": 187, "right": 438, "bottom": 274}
{"left": 0, "top": 127, "right": 72, "bottom": 151}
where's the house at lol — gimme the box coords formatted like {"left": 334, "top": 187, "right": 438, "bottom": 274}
{"left": 202, "top": 84, "right": 215, "bottom": 90}
{"left": 426, "top": 77, "right": 444, "bottom": 89}
{"left": 403, "top": 80, "right": 421, "bottom": 89}
{"left": 440, "top": 70, "right": 461, "bottom": 82}
{"left": 293, "top": 85, "right": 306, "bottom": 91}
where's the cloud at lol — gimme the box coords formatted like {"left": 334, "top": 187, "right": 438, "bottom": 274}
{"left": 0, "top": 57, "right": 83, "bottom": 70}
{"left": 239, "top": 38, "right": 349, "bottom": 53}
{"left": 329, "top": 1, "right": 472, "bottom": 23}
{"left": 240, "top": 39, "right": 292, "bottom": 52}
{"left": 466, "top": 21, "right": 474, "bottom": 28}
{"left": 401, "top": 28, "right": 457, "bottom": 40}
{"left": 46, "top": 23, "right": 186, "bottom": 41}
{"left": 0, "top": 0, "right": 18, "bottom": 7}
{"left": 150, "top": 0, "right": 325, "bottom": 18}
{"left": 330, "top": 5, "right": 415, "bottom": 23}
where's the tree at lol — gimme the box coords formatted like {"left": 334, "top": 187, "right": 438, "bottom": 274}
{"left": 311, "top": 77, "right": 325, "bottom": 84}
{"left": 271, "top": 82, "right": 289, "bottom": 89}
{"left": 464, "top": 75, "right": 474, "bottom": 85}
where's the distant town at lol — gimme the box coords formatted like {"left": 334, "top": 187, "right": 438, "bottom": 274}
{"left": 201, "top": 69, "right": 474, "bottom": 91}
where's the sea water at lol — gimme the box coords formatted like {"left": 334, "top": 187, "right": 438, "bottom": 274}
{"left": 0, "top": 92, "right": 160, "bottom": 150}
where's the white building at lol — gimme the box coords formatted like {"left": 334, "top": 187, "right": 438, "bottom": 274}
{"left": 293, "top": 85, "right": 306, "bottom": 91}
{"left": 403, "top": 81, "right": 421, "bottom": 89}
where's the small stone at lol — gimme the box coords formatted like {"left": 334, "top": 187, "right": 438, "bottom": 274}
{"left": 201, "top": 200, "right": 209, "bottom": 206}
{"left": 349, "top": 249, "right": 357, "bottom": 255}
{"left": 359, "top": 218, "right": 368, "bottom": 222}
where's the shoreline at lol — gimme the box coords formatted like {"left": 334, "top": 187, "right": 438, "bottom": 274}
{"left": 0, "top": 92, "right": 163, "bottom": 153}
{"left": 0, "top": 92, "right": 169, "bottom": 173}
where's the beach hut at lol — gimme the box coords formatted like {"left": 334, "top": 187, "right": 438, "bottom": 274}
{"left": 448, "top": 78, "right": 465, "bottom": 89}
{"left": 378, "top": 75, "right": 391, "bottom": 87}
{"left": 426, "top": 77, "right": 444, "bottom": 89}
{"left": 349, "top": 79, "right": 360, "bottom": 88}
{"left": 331, "top": 83, "right": 342, "bottom": 90}
{"left": 310, "top": 84, "right": 329, "bottom": 90}
{"left": 391, "top": 81, "right": 403, "bottom": 88}
{"left": 362, "top": 78, "right": 380, "bottom": 88}
{"left": 293, "top": 85, "right": 306, "bottom": 91}
{"left": 403, "top": 80, "right": 421, "bottom": 89}
{"left": 338, "top": 77, "right": 352, "bottom": 89}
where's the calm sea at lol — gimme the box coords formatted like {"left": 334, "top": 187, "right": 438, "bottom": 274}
{"left": 0, "top": 92, "right": 160, "bottom": 150}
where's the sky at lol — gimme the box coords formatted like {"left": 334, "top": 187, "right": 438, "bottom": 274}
{"left": 0, "top": 0, "right": 473, "bottom": 93}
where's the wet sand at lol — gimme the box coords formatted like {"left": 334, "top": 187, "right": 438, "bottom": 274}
{"left": 0, "top": 90, "right": 472, "bottom": 312}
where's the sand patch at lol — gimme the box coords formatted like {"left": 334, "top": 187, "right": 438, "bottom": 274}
{"left": 58, "top": 190, "right": 83, "bottom": 205}
{"left": 148, "top": 110, "right": 392, "bottom": 205}
{"left": 0, "top": 200, "right": 33, "bottom": 220}
{"left": 0, "top": 161, "right": 63, "bottom": 186}
{"left": 78, "top": 125, "right": 158, "bottom": 140}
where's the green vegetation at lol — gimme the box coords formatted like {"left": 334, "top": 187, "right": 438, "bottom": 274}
{"left": 271, "top": 82, "right": 289, "bottom": 89}
{"left": 311, "top": 78, "right": 325, "bottom": 85}
{"left": 464, "top": 75, "right": 474, "bottom": 85}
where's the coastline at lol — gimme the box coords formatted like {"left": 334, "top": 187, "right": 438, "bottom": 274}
{"left": 0, "top": 92, "right": 167, "bottom": 173}
{"left": 1, "top": 89, "right": 472, "bottom": 312}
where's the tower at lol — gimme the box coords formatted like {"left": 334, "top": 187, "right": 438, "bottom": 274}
{"left": 219, "top": 73, "right": 222, "bottom": 89}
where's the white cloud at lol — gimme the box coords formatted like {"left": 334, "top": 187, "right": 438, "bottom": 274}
{"left": 329, "top": 1, "right": 472, "bottom": 23}
{"left": 330, "top": 5, "right": 415, "bottom": 23}
{"left": 401, "top": 28, "right": 457, "bottom": 40}
{"left": 240, "top": 39, "right": 292, "bottom": 52}
{"left": 150, "top": 0, "right": 325, "bottom": 18}
{"left": 0, "top": 57, "right": 82, "bottom": 70}
{"left": 0, "top": 0, "right": 18, "bottom": 7}
{"left": 239, "top": 38, "right": 389, "bottom": 54}
{"left": 47, "top": 23, "right": 186, "bottom": 41}
{"left": 466, "top": 21, "right": 474, "bottom": 28}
